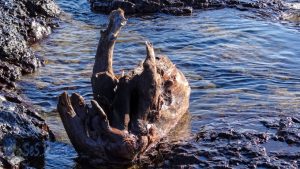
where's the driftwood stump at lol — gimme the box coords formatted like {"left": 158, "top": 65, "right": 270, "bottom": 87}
{"left": 57, "top": 9, "right": 190, "bottom": 164}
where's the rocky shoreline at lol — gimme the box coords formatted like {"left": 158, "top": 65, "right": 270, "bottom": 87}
{"left": 1, "top": 0, "right": 299, "bottom": 168}
{"left": 89, "top": 0, "right": 286, "bottom": 16}
{"left": 0, "top": 0, "right": 60, "bottom": 89}
{"left": 0, "top": 0, "right": 60, "bottom": 167}
{"left": 139, "top": 116, "right": 300, "bottom": 168}
{"left": 89, "top": 0, "right": 300, "bottom": 24}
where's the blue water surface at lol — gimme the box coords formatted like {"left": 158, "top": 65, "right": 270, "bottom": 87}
{"left": 19, "top": 0, "right": 300, "bottom": 168}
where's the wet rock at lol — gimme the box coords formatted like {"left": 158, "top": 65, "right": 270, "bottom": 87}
{"left": 161, "top": 6, "right": 193, "bottom": 15}
{"left": 138, "top": 125, "right": 300, "bottom": 168}
{"left": 135, "top": 0, "right": 161, "bottom": 13}
{"left": 0, "top": 0, "right": 60, "bottom": 167}
{"left": 25, "top": 0, "right": 61, "bottom": 17}
{"left": 262, "top": 116, "right": 300, "bottom": 145}
{"left": 89, "top": 0, "right": 288, "bottom": 16}
{"left": 163, "top": 0, "right": 185, "bottom": 7}
{"left": 0, "top": 91, "right": 53, "bottom": 168}
{"left": 112, "top": 0, "right": 137, "bottom": 14}
{"left": 92, "top": 0, "right": 137, "bottom": 14}
{"left": 29, "top": 20, "right": 52, "bottom": 42}
{"left": 3, "top": 93, "right": 23, "bottom": 104}
{"left": 0, "top": 0, "right": 61, "bottom": 88}
{"left": 0, "top": 61, "right": 21, "bottom": 89}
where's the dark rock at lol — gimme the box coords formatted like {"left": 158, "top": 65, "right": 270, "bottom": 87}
{"left": 162, "top": 0, "right": 185, "bottom": 7}
{"left": 0, "top": 0, "right": 60, "bottom": 167}
{"left": 25, "top": 0, "right": 61, "bottom": 17}
{"left": 135, "top": 0, "right": 161, "bottom": 13}
{"left": 0, "top": 61, "right": 21, "bottom": 89}
{"left": 0, "top": 91, "right": 53, "bottom": 168}
{"left": 192, "top": 0, "right": 225, "bottom": 9}
{"left": 4, "top": 93, "right": 23, "bottom": 104}
{"left": 92, "top": 1, "right": 113, "bottom": 13}
{"left": 161, "top": 6, "right": 193, "bottom": 15}
{"left": 0, "top": 0, "right": 61, "bottom": 88}
{"left": 138, "top": 125, "right": 300, "bottom": 168}
{"left": 262, "top": 116, "right": 300, "bottom": 145}
{"left": 112, "top": 0, "right": 136, "bottom": 14}
{"left": 88, "top": 0, "right": 290, "bottom": 18}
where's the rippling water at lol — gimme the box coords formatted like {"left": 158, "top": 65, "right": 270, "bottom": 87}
{"left": 19, "top": 0, "right": 300, "bottom": 168}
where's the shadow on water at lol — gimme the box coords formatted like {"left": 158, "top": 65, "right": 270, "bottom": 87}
{"left": 18, "top": 0, "right": 300, "bottom": 168}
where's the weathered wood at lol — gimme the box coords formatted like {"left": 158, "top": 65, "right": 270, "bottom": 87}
{"left": 57, "top": 8, "right": 190, "bottom": 164}
{"left": 93, "top": 9, "right": 127, "bottom": 75}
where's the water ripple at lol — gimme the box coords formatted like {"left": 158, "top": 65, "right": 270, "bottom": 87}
{"left": 17, "top": 0, "right": 300, "bottom": 167}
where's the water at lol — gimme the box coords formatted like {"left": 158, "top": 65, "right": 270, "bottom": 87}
{"left": 19, "top": 0, "right": 300, "bottom": 168}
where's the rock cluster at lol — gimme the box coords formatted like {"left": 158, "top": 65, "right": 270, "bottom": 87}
{"left": 139, "top": 116, "right": 300, "bottom": 168}
{"left": 0, "top": 0, "right": 60, "bottom": 89}
{"left": 0, "top": 91, "right": 54, "bottom": 168}
{"left": 0, "top": 0, "right": 60, "bottom": 167}
{"left": 261, "top": 116, "right": 300, "bottom": 146}
{"left": 89, "top": 0, "right": 285, "bottom": 16}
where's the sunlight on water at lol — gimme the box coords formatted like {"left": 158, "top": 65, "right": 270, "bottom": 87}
{"left": 18, "top": 0, "right": 300, "bottom": 168}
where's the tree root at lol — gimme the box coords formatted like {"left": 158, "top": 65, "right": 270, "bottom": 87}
{"left": 57, "top": 8, "right": 190, "bottom": 164}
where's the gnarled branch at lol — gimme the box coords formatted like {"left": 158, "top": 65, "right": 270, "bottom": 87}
{"left": 57, "top": 8, "right": 190, "bottom": 165}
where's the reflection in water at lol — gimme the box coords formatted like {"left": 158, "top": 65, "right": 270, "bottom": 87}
{"left": 18, "top": 0, "right": 300, "bottom": 168}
